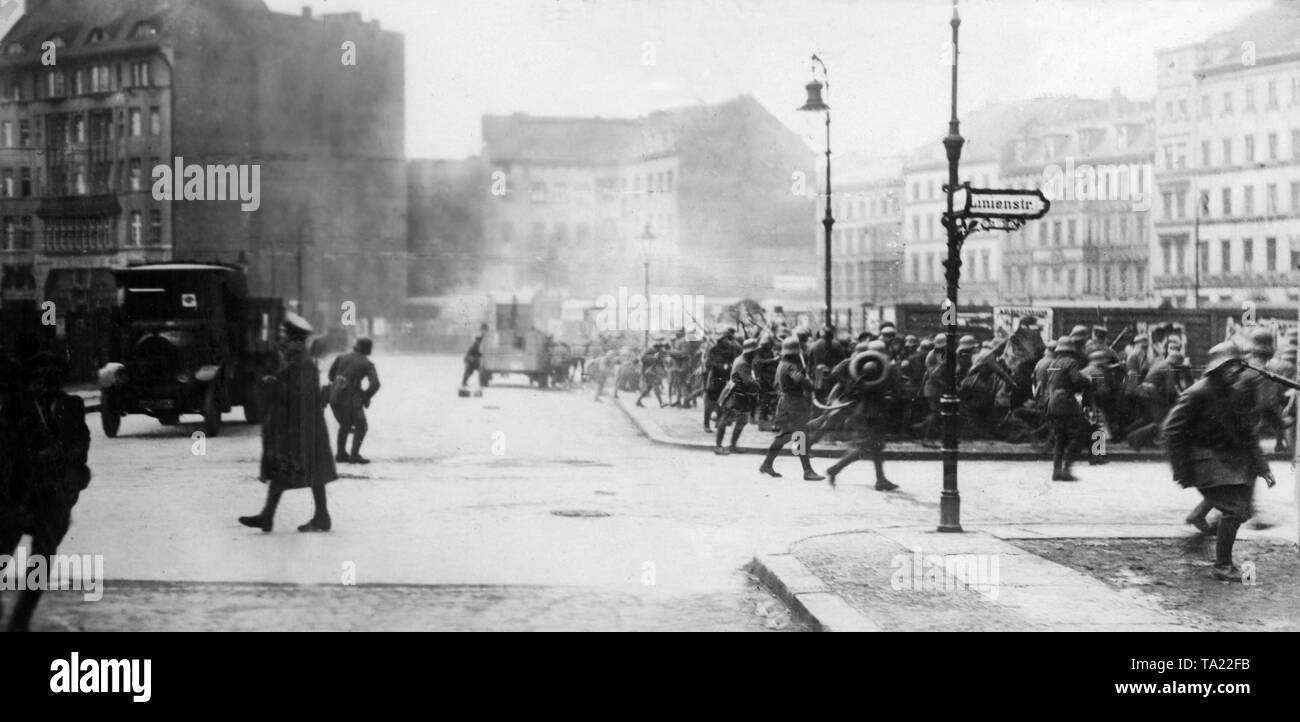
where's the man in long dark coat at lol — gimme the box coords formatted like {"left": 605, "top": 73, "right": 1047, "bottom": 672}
{"left": 1164, "top": 342, "right": 1274, "bottom": 581}
{"left": 241, "top": 312, "right": 338, "bottom": 533}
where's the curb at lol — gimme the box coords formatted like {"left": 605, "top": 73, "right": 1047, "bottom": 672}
{"left": 748, "top": 554, "right": 879, "bottom": 632}
{"left": 613, "top": 396, "right": 1290, "bottom": 463}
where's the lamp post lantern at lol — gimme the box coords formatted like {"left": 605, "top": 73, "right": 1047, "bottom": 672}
{"left": 799, "top": 55, "right": 833, "bottom": 329}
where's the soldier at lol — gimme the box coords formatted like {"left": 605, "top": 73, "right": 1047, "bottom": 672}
{"left": 912, "top": 333, "right": 948, "bottom": 443}
{"left": 461, "top": 323, "right": 488, "bottom": 387}
{"left": 1044, "top": 335, "right": 1091, "bottom": 481}
{"left": 328, "top": 337, "right": 381, "bottom": 464}
{"left": 241, "top": 313, "right": 338, "bottom": 533}
{"left": 636, "top": 340, "right": 669, "bottom": 408}
{"left": 820, "top": 345, "right": 900, "bottom": 491}
{"left": 1084, "top": 325, "right": 1111, "bottom": 356}
{"left": 878, "top": 323, "right": 905, "bottom": 360}
{"left": 1163, "top": 342, "right": 1274, "bottom": 581}
{"left": 1081, "top": 349, "right": 1120, "bottom": 464}
{"left": 0, "top": 352, "right": 92, "bottom": 632}
{"left": 1069, "top": 324, "right": 1091, "bottom": 351}
{"left": 702, "top": 327, "right": 741, "bottom": 431}
{"left": 759, "top": 337, "right": 825, "bottom": 481}
{"left": 714, "top": 339, "right": 760, "bottom": 455}
{"left": 1126, "top": 345, "right": 1187, "bottom": 451}
{"left": 591, "top": 350, "right": 617, "bottom": 402}
{"left": 807, "top": 325, "right": 844, "bottom": 403}
{"left": 753, "top": 332, "right": 780, "bottom": 430}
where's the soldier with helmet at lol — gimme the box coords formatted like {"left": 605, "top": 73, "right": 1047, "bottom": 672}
{"left": 815, "top": 342, "right": 900, "bottom": 491}
{"left": 1044, "top": 335, "right": 1092, "bottom": 481}
{"left": 714, "top": 338, "right": 761, "bottom": 455}
{"left": 701, "top": 326, "right": 741, "bottom": 431}
{"left": 759, "top": 337, "right": 824, "bottom": 481}
{"left": 327, "top": 337, "right": 381, "bottom": 464}
{"left": 1163, "top": 341, "right": 1275, "bottom": 580}
{"left": 636, "top": 338, "right": 669, "bottom": 408}
{"left": 911, "top": 333, "right": 948, "bottom": 442}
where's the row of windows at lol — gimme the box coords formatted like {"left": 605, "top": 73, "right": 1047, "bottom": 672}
{"left": 2, "top": 61, "right": 152, "bottom": 102}
{"left": 907, "top": 250, "right": 994, "bottom": 284}
{"left": 1165, "top": 77, "right": 1300, "bottom": 123}
{"left": 0, "top": 106, "right": 162, "bottom": 150}
{"left": 1163, "top": 181, "right": 1300, "bottom": 219}
{"left": 1165, "top": 129, "right": 1300, "bottom": 171}
{"left": 0, "top": 211, "right": 162, "bottom": 252}
{"left": 1158, "top": 236, "right": 1300, "bottom": 276}
{"left": 524, "top": 172, "right": 675, "bottom": 204}
{"left": 911, "top": 175, "right": 992, "bottom": 202}
{"left": 0, "top": 155, "right": 161, "bottom": 198}
{"left": 1005, "top": 264, "right": 1147, "bottom": 297}
{"left": 831, "top": 193, "right": 900, "bottom": 220}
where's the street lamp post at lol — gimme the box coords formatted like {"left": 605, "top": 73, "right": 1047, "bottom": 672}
{"left": 939, "top": 0, "right": 965, "bottom": 533}
{"left": 639, "top": 223, "right": 655, "bottom": 348}
{"left": 799, "top": 55, "right": 833, "bottom": 329}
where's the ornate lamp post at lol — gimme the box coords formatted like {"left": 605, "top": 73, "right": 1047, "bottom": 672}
{"left": 639, "top": 223, "right": 655, "bottom": 348}
{"left": 798, "top": 55, "right": 833, "bottom": 329}
{"left": 939, "top": 0, "right": 965, "bottom": 533}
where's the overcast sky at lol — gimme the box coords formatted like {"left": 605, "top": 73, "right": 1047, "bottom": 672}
{"left": 11, "top": 0, "right": 1271, "bottom": 159}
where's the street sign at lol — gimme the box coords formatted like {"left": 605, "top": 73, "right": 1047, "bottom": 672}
{"left": 953, "top": 185, "right": 1050, "bottom": 220}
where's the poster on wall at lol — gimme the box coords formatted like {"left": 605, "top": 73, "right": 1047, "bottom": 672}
{"left": 993, "top": 306, "right": 1053, "bottom": 345}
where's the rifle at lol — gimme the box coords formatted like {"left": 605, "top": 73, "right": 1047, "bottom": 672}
{"left": 1110, "top": 325, "right": 1132, "bottom": 351}
{"left": 1237, "top": 360, "right": 1300, "bottom": 391}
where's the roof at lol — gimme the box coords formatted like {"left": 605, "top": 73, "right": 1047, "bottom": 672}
{"left": 119, "top": 263, "right": 240, "bottom": 273}
{"left": 1200, "top": 0, "right": 1300, "bottom": 58}
{"left": 482, "top": 114, "right": 642, "bottom": 165}
{"left": 905, "top": 96, "right": 1110, "bottom": 168}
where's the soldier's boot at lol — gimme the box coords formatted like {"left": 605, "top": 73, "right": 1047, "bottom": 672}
{"left": 1058, "top": 443, "right": 1080, "bottom": 482}
{"left": 714, "top": 422, "right": 730, "bottom": 454}
{"left": 729, "top": 422, "right": 745, "bottom": 452}
{"left": 873, "top": 453, "right": 898, "bottom": 492}
{"left": 703, "top": 399, "right": 714, "bottom": 432}
{"left": 336, "top": 428, "right": 351, "bottom": 463}
{"left": 1212, "top": 512, "right": 1245, "bottom": 580}
{"left": 239, "top": 485, "right": 284, "bottom": 533}
{"left": 800, "top": 453, "right": 824, "bottom": 482}
{"left": 1051, "top": 449, "right": 1066, "bottom": 481}
{"left": 1185, "top": 499, "right": 1214, "bottom": 534}
{"left": 299, "top": 481, "right": 332, "bottom": 533}
{"left": 349, "top": 429, "right": 370, "bottom": 465}
{"left": 759, "top": 444, "right": 782, "bottom": 478}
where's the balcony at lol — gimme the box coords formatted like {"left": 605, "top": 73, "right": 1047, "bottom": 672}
{"left": 42, "top": 233, "right": 118, "bottom": 256}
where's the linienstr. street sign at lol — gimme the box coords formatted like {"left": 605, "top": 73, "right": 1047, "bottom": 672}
{"left": 952, "top": 185, "right": 1050, "bottom": 220}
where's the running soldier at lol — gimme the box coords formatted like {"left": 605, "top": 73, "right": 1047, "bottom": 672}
{"left": 702, "top": 327, "right": 741, "bottom": 431}
{"left": 714, "top": 339, "right": 760, "bottom": 455}
{"left": 461, "top": 323, "right": 487, "bottom": 387}
{"left": 636, "top": 340, "right": 668, "bottom": 408}
{"left": 819, "top": 344, "right": 899, "bottom": 491}
{"left": 1044, "top": 335, "right": 1091, "bottom": 481}
{"left": 759, "top": 337, "right": 824, "bottom": 481}
{"left": 328, "top": 337, "right": 381, "bottom": 464}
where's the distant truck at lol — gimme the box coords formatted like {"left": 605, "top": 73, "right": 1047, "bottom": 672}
{"left": 97, "top": 263, "right": 283, "bottom": 437}
{"left": 479, "top": 292, "right": 554, "bottom": 388}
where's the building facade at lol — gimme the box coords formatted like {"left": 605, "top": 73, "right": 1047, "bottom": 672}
{"left": 480, "top": 95, "right": 817, "bottom": 302}
{"left": 811, "top": 153, "right": 903, "bottom": 319}
{"left": 1154, "top": 0, "right": 1300, "bottom": 307}
{"left": 0, "top": 0, "right": 406, "bottom": 342}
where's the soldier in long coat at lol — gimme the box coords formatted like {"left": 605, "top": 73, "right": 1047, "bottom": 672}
{"left": 241, "top": 313, "right": 338, "bottom": 533}
{"left": 758, "top": 337, "right": 824, "bottom": 481}
{"left": 1164, "top": 342, "right": 1274, "bottom": 581}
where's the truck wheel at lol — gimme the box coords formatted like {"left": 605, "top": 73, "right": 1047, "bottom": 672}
{"left": 242, "top": 380, "right": 264, "bottom": 424}
{"left": 203, "top": 384, "right": 223, "bottom": 437}
{"left": 101, "top": 390, "right": 121, "bottom": 438}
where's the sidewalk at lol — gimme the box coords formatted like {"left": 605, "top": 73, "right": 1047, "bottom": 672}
{"left": 749, "top": 523, "right": 1295, "bottom": 632}
{"left": 613, "top": 396, "right": 1291, "bottom": 462}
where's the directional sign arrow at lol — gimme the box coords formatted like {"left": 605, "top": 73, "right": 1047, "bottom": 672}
{"left": 955, "top": 186, "right": 1050, "bottom": 220}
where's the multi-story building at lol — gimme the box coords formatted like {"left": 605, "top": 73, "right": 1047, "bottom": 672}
{"left": 481, "top": 95, "right": 816, "bottom": 301}
{"left": 812, "top": 153, "right": 903, "bottom": 319}
{"left": 1154, "top": 0, "right": 1300, "bottom": 307}
{"left": 0, "top": 0, "right": 406, "bottom": 346}
{"left": 407, "top": 157, "right": 485, "bottom": 297}
{"left": 899, "top": 97, "right": 1104, "bottom": 307}
{"left": 999, "top": 92, "right": 1156, "bottom": 306}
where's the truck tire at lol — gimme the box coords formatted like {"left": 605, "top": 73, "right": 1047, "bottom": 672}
{"left": 203, "top": 384, "right": 223, "bottom": 437}
{"left": 101, "top": 389, "right": 121, "bottom": 438}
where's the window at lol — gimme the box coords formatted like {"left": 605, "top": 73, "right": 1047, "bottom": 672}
{"left": 1222, "top": 188, "right": 1232, "bottom": 216}
{"left": 1244, "top": 186, "right": 1254, "bottom": 216}
{"left": 130, "top": 61, "right": 150, "bottom": 87}
{"left": 1267, "top": 237, "right": 1277, "bottom": 271}
{"left": 1200, "top": 242, "right": 1209, "bottom": 276}
{"left": 1039, "top": 223, "right": 1048, "bottom": 246}
{"left": 1067, "top": 219, "right": 1076, "bottom": 245}
{"left": 45, "top": 70, "right": 65, "bottom": 98}
{"left": 912, "top": 216, "right": 919, "bottom": 240}
{"left": 912, "top": 255, "right": 919, "bottom": 282}
{"left": 1292, "top": 182, "right": 1300, "bottom": 212}
{"left": 928, "top": 215, "right": 934, "bottom": 240}
{"left": 72, "top": 69, "right": 85, "bottom": 95}
{"left": 1245, "top": 135, "right": 1255, "bottom": 163}
{"left": 1162, "top": 191, "right": 1173, "bottom": 219}
{"left": 87, "top": 28, "right": 107, "bottom": 45}
{"left": 1053, "top": 221, "right": 1062, "bottom": 246}
{"left": 1245, "top": 85, "right": 1256, "bottom": 112}
{"left": 20, "top": 168, "right": 30, "bottom": 197}
{"left": 1221, "top": 240, "right": 1231, "bottom": 273}
{"left": 130, "top": 109, "right": 142, "bottom": 136}
{"left": 1243, "top": 238, "right": 1254, "bottom": 272}
{"left": 1269, "top": 132, "right": 1278, "bottom": 160}
{"left": 1294, "top": 77, "right": 1300, "bottom": 105}
{"left": 1175, "top": 190, "right": 1186, "bottom": 219}
{"left": 130, "top": 159, "right": 142, "bottom": 191}
{"left": 129, "top": 23, "right": 158, "bottom": 40}
{"left": 1178, "top": 99, "right": 1188, "bottom": 119}
{"left": 18, "top": 120, "right": 28, "bottom": 147}
{"left": 1175, "top": 240, "right": 1185, "bottom": 275}
{"left": 1068, "top": 268, "right": 1077, "bottom": 291}
{"left": 149, "top": 107, "right": 161, "bottom": 135}
{"left": 1268, "top": 80, "right": 1278, "bottom": 109}
{"left": 72, "top": 115, "right": 86, "bottom": 143}
{"left": 1294, "top": 129, "right": 1300, "bottom": 160}
{"left": 981, "top": 250, "right": 990, "bottom": 281}
{"left": 1201, "top": 140, "right": 1211, "bottom": 167}
{"left": 1222, "top": 138, "right": 1232, "bottom": 165}
{"left": 129, "top": 212, "right": 142, "bottom": 246}
{"left": 1267, "top": 184, "right": 1278, "bottom": 214}
{"left": 1223, "top": 91, "right": 1234, "bottom": 115}
{"left": 1, "top": 169, "right": 10, "bottom": 197}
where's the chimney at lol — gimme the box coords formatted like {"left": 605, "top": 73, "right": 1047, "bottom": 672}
{"left": 302, "top": 6, "right": 312, "bottom": 19}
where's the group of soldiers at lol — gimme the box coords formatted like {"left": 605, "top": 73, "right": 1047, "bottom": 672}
{"left": 587, "top": 316, "right": 1299, "bottom": 490}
